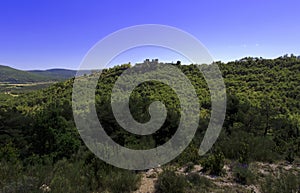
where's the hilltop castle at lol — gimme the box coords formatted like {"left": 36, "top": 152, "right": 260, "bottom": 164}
{"left": 136, "top": 59, "right": 160, "bottom": 65}
{"left": 136, "top": 59, "right": 181, "bottom": 66}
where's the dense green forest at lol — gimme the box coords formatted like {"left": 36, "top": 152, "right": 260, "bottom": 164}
{"left": 0, "top": 55, "right": 299, "bottom": 193}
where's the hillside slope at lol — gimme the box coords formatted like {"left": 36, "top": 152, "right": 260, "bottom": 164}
{"left": 0, "top": 65, "right": 78, "bottom": 83}
{"left": 0, "top": 56, "right": 300, "bottom": 193}
{"left": 0, "top": 65, "right": 54, "bottom": 83}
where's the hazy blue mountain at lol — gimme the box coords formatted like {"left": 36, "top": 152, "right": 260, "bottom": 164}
{"left": 28, "top": 69, "right": 77, "bottom": 80}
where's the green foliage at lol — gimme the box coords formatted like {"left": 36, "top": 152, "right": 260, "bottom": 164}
{"left": 186, "top": 173, "right": 215, "bottom": 191}
{"left": 156, "top": 170, "right": 216, "bottom": 193}
{"left": 174, "top": 142, "right": 201, "bottom": 166}
{"left": 232, "top": 163, "right": 255, "bottom": 185}
{"left": 102, "top": 171, "right": 140, "bottom": 193}
{"left": 0, "top": 142, "right": 19, "bottom": 163}
{"left": 285, "top": 149, "right": 295, "bottom": 163}
{"left": 218, "top": 131, "right": 280, "bottom": 163}
{"left": 156, "top": 168, "right": 188, "bottom": 193}
{"left": 0, "top": 65, "right": 75, "bottom": 84}
{"left": 261, "top": 171, "right": 300, "bottom": 193}
{"left": 0, "top": 65, "right": 52, "bottom": 83}
{"left": 0, "top": 161, "right": 24, "bottom": 192}
{"left": 0, "top": 150, "right": 141, "bottom": 193}
{"left": 78, "top": 150, "right": 140, "bottom": 193}
{"left": 201, "top": 150, "right": 225, "bottom": 176}
{"left": 248, "top": 136, "right": 279, "bottom": 163}
{"left": 49, "top": 159, "right": 90, "bottom": 193}
{"left": 0, "top": 56, "right": 300, "bottom": 192}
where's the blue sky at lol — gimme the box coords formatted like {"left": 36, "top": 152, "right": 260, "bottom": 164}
{"left": 0, "top": 0, "right": 299, "bottom": 70}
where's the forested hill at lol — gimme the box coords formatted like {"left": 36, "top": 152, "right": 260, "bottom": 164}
{"left": 218, "top": 55, "right": 300, "bottom": 113}
{"left": 0, "top": 55, "right": 299, "bottom": 193}
{"left": 1, "top": 55, "right": 299, "bottom": 149}
{"left": 0, "top": 65, "right": 76, "bottom": 83}
{"left": 0, "top": 65, "right": 53, "bottom": 83}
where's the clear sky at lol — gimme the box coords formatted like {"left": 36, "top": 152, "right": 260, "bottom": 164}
{"left": 0, "top": 0, "right": 299, "bottom": 70}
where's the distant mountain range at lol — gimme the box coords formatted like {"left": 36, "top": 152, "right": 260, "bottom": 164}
{"left": 28, "top": 69, "right": 77, "bottom": 80}
{"left": 0, "top": 65, "right": 77, "bottom": 83}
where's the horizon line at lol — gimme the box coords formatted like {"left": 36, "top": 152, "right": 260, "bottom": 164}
{"left": 1, "top": 54, "right": 299, "bottom": 71}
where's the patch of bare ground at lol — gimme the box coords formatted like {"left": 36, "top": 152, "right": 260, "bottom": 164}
{"left": 133, "top": 168, "right": 162, "bottom": 193}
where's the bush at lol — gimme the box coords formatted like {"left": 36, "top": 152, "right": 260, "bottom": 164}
{"left": 50, "top": 159, "right": 90, "bottom": 193}
{"left": 103, "top": 171, "right": 141, "bottom": 193}
{"left": 1, "top": 176, "right": 38, "bottom": 193}
{"left": 156, "top": 169, "right": 188, "bottom": 193}
{"left": 218, "top": 131, "right": 280, "bottom": 163}
{"left": 184, "top": 162, "right": 195, "bottom": 173}
{"left": 261, "top": 171, "right": 300, "bottom": 193}
{"left": 201, "top": 151, "right": 225, "bottom": 176}
{"left": 0, "top": 142, "right": 19, "bottom": 163}
{"left": 249, "top": 137, "right": 280, "bottom": 163}
{"left": 82, "top": 152, "right": 140, "bottom": 193}
{"left": 285, "top": 149, "right": 295, "bottom": 163}
{"left": 232, "top": 163, "right": 255, "bottom": 185}
{"left": 217, "top": 131, "right": 251, "bottom": 163}
{"left": 186, "top": 173, "right": 215, "bottom": 190}
{"left": 174, "top": 142, "right": 201, "bottom": 166}
{"left": 0, "top": 159, "right": 53, "bottom": 193}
